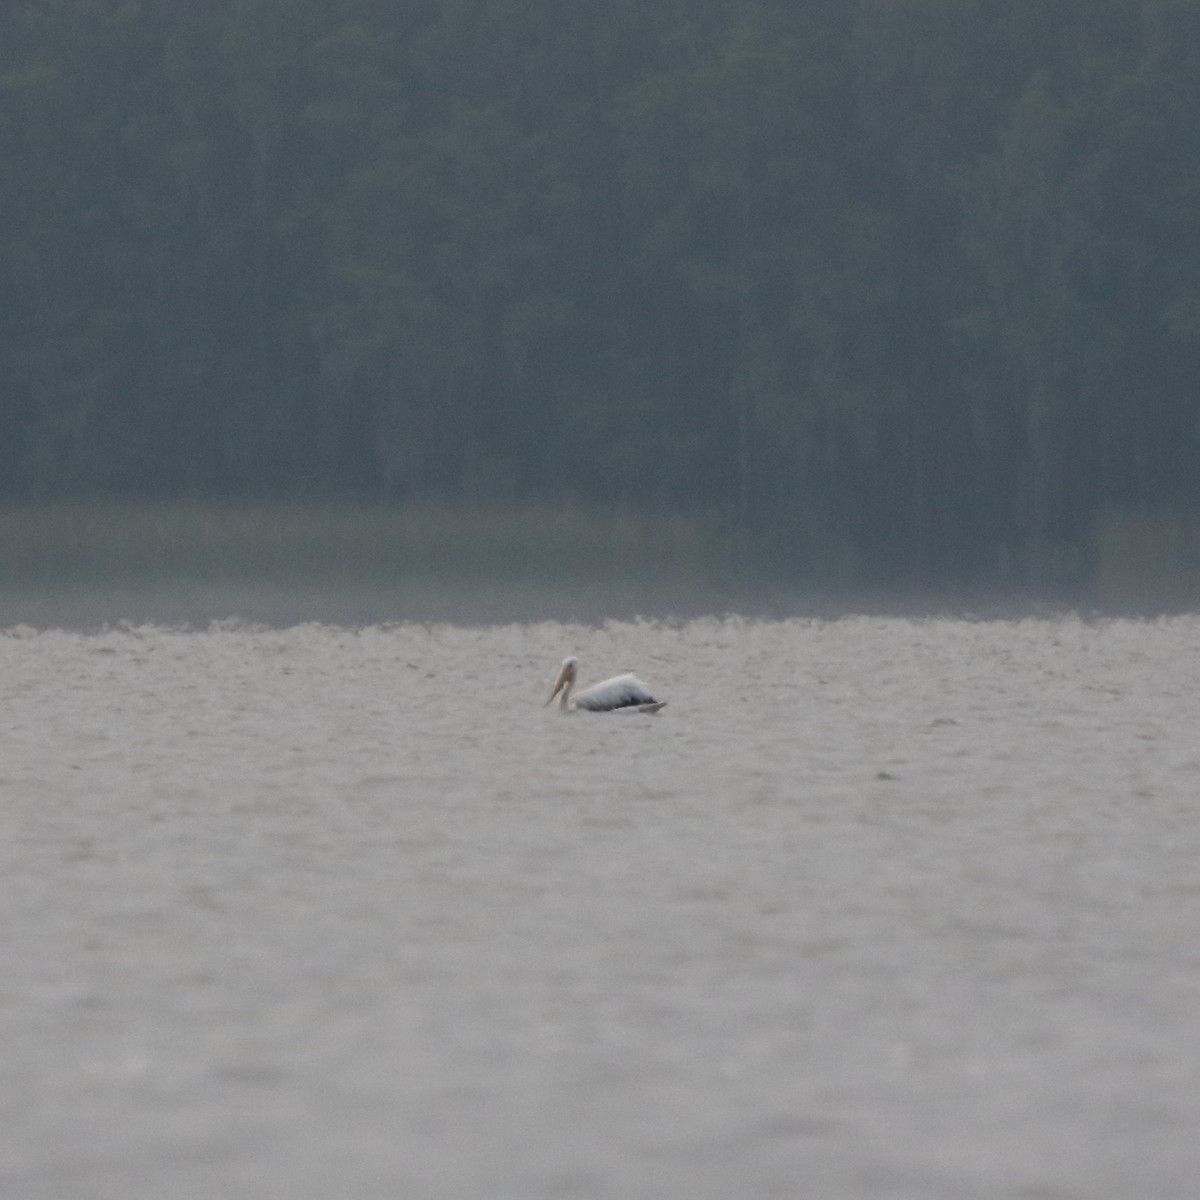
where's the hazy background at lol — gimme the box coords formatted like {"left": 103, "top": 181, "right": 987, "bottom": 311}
{"left": 2, "top": 2, "right": 1199, "bottom": 612}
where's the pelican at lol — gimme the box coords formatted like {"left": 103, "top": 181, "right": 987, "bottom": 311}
{"left": 546, "top": 656, "right": 666, "bottom": 714}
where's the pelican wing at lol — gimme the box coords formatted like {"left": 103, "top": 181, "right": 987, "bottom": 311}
{"left": 572, "top": 672, "right": 661, "bottom": 712}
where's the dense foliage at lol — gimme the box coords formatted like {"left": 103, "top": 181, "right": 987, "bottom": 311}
{"left": 2, "top": 1, "right": 1198, "bottom": 592}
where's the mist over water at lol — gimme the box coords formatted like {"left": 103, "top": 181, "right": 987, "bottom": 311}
{"left": 4, "top": 613, "right": 1199, "bottom": 1199}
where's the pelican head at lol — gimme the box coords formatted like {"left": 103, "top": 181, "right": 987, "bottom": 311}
{"left": 546, "top": 656, "right": 579, "bottom": 707}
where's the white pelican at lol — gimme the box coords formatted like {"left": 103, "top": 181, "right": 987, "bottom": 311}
{"left": 546, "top": 656, "right": 666, "bottom": 714}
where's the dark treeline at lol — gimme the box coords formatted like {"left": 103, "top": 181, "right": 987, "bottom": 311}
{"left": 2, "top": 1, "right": 1198, "bottom": 594}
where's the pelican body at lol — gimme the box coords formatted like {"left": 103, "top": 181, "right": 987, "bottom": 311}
{"left": 546, "top": 656, "right": 666, "bottom": 714}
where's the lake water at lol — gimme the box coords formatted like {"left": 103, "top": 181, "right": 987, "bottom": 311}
{"left": 3, "top": 613, "right": 1199, "bottom": 1199}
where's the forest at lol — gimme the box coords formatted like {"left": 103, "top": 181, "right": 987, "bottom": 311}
{"left": 2, "top": 1, "right": 1199, "bottom": 601}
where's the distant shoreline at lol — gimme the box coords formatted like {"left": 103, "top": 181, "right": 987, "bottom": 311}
{"left": 0, "top": 502, "right": 1195, "bottom": 628}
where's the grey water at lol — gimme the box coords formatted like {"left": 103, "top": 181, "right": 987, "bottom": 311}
{"left": 3, "top": 614, "right": 1200, "bottom": 1199}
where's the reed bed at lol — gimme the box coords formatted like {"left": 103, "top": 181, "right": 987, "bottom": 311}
{"left": 0, "top": 501, "right": 729, "bottom": 583}
{"left": 0, "top": 502, "right": 738, "bottom": 625}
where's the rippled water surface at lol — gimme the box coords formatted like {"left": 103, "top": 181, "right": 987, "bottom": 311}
{"left": 4, "top": 615, "right": 1200, "bottom": 1199}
